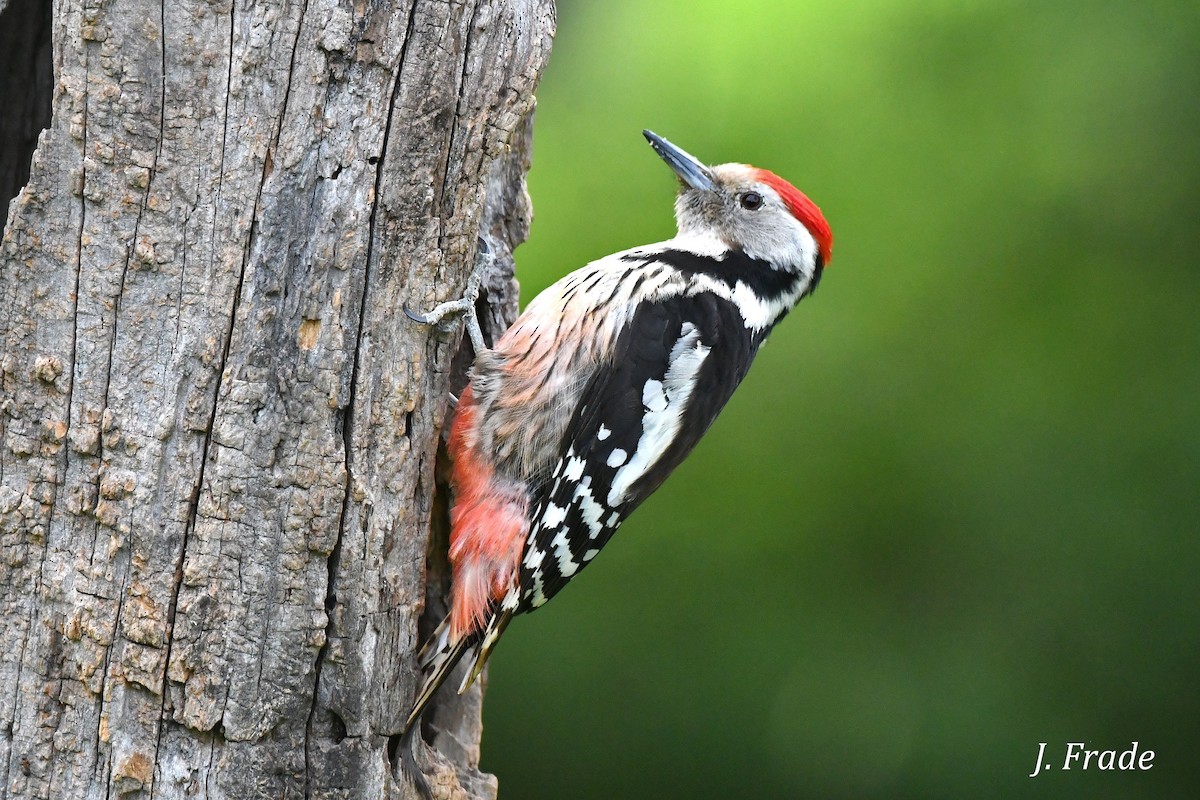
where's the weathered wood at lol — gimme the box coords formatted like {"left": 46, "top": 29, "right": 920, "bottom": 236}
{"left": 0, "top": 1, "right": 554, "bottom": 798}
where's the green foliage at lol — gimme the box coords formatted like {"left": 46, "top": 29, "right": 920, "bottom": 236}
{"left": 480, "top": 1, "right": 1200, "bottom": 797}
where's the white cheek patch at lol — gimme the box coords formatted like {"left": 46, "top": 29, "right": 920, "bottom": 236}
{"left": 608, "top": 322, "right": 710, "bottom": 506}
{"left": 731, "top": 279, "right": 806, "bottom": 330}
{"left": 668, "top": 218, "right": 817, "bottom": 331}
{"left": 679, "top": 272, "right": 803, "bottom": 332}
{"left": 738, "top": 195, "right": 820, "bottom": 269}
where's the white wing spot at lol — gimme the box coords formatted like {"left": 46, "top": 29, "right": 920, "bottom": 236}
{"left": 523, "top": 546, "right": 545, "bottom": 569}
{"left": 542, "top": 502, "right": 567, "bottom": 530}
{"left": 597, "top": 425, "right": 612, "bottom": 441}
{"left": 564, "top": 456, "right": 585, "bottom": 482}
{"left": 582, "top": 549, "right": 600, "bottom": 562}
{"left": 573, "top": 477, "right": 607, "bottom": 538}
{"left": 606, "top": 448, "right": 628, "bottom": 468}
{"left": 550, "top": 527, "right": 580, "bottom": 579}
{"left": 530, "top": 571, "right": 548, "bottom": 607}
{"left": 605, "top": 511, "right": 621, "bottom": 527}
{"left": 642, "top": 379, "right": 668, "bottom": 412}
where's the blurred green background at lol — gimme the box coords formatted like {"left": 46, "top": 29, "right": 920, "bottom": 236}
{"left": 479, "top": 1, "right": 1200, "bottom": 798}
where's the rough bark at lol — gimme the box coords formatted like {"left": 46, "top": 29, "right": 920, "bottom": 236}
{"left": 0, "top": 1, "right": 554, "bottom": 798}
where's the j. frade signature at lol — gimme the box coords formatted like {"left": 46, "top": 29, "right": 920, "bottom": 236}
{"left": 1029, "top": 741, "right": 1154, "bottom": 777}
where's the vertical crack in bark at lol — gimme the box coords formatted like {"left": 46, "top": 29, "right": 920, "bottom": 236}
{"left": 205, "top": 726, "right": 217, "bottom": 796}
{"left": 88, "top": 4, "right": 170, "bottom": 792}
{"left": 149, "top": 0, "right": 318, "bottom": 781}
{"left": 303, "top": 1, "right": 422, "bottom": 794}
{"left": 160, "top": 0, "right": 166, "bottom": 157}
{"left": 272, "top": 0, "right": 309, "bottom": 160}
{"left": 0, "top": 0, "right": 58, "bottom": 785}
{"left": 148, "top": 251, "right": 249, "bottom": 797}
{"left": 418, "top": 0, "right": 491, "bottom": 737}
{"left": 93, "top": 3, "right": 166, "bottom": 558}
{"left": 151, "top": 291, "right": 233, "bottom": 785}
{"left": 211, "top": 0, "right": 234, "bottom": 257}
{"left": 436, "top": 0, "right": 481, "bottom": 258}
{"left": 148, "top": 1, "right": 260, "bottom": 786}
{"left": 15, "top": 22, "right": 93, "bottom": 797}
{"left": 431, "top": 0, "right": 479, "bottom": 258}
{"left": 91, "top": 588, "right": 124, "bottom": 794}
{"left": 51, "top": 12, "right": 90, "bottom": 595}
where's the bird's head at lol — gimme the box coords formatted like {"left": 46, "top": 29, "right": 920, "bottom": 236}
{"left": 644, "top": 130, "right": 832, "bottom": 282}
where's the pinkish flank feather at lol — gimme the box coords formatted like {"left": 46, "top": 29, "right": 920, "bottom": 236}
{"left": 446, "top": 386, "right": 528, "bottom": 642}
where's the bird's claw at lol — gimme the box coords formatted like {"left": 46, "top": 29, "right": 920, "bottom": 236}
{"left": 403, "top": 305, "right": 433, "bottom": 324}
{"left": 405, "top": 237, "right": 495, "bottom": 355}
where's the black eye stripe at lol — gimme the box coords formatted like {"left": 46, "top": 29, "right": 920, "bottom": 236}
{"left": 740, "top": 191, "right": 763, "bottom": 210}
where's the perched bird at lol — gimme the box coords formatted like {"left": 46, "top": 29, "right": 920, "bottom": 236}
{"left": 403, "top": 130, "right": 833, "bottom": 749}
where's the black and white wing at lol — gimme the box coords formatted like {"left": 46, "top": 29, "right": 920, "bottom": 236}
{"left": 516, "top": 290, "right": 765, "bottom": 612}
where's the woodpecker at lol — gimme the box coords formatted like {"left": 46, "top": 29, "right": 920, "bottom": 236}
{"left": 402, "top": 130, "right": 832, "bottom": 757}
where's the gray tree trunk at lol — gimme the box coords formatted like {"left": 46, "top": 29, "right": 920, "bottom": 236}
{"left": 0, "top": 1, "right": 554, "bottom": 798}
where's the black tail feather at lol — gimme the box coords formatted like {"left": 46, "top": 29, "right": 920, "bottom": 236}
{"left": 399, "top": 617, "right": 476, "bottom": 798}
{"left": 399, "top": 722, "right": 433, "bottom": 800}
{"left": 400, "top": 608, "right": 512, "bottom": 797}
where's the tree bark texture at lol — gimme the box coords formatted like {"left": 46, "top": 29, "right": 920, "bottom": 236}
{"left": 0, "top": 1, "right": 554, "bottom": 798}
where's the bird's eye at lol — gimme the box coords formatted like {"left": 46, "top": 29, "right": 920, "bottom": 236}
{"left": 740, "top": 191, "right": 763, "bottom": 211}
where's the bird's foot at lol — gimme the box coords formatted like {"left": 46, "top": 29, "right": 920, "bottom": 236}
{"left": 405, "top": 237, "right": 493, "bottom": 355}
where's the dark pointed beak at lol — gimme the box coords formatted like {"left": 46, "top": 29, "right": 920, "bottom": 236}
{"left": 643, "top": 130, "right": 715, "bottom": 192}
